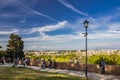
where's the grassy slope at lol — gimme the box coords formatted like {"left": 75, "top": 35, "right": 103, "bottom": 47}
{"left": 0, "top": 67, "right": 85, "bottom": 80}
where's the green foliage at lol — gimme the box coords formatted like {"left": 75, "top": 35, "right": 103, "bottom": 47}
{"left": 88, "top": 51, "right": 120, "bottom": 65}
{"left": 0, "top": 50, "right": 7, "bottom": 58}
{"left": 6, "top": 34, "right": 24, "bottom": 59}
{"left": 88, "top": 54, "right": 100, "bottom": 64}
{"left": 26, "top": 53, "right": 76, "bottom": 62}
{"left": 0, "top": 45, "right": 2, "bottom": 48}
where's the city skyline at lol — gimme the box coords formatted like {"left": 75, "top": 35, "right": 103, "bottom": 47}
{"left": 0, "top": 0, "right": 120, "bottom": 50}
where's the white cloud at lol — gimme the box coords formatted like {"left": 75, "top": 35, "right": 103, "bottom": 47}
{"left": 57, "top": 0, "right": 88, "bottom": 17}
{"left": 31, "top": 45, "right": 37, "bottom": 48}
{"left": 88, "top": 16, "right": 112, "bottom": 30}
{"left": 84, "top": 16, "right": 120, "bottom": 39}
{"left": 23, "top": 33, "right": 83, "bottom": 43}
{"left": 29, "top": 21, "right": 68, "bottom": 33}
{"left": 107, "top": 22, "right": 120, "bottom": 33}
{"left": 23, "top": 20, "right": 72, "bottom": 42}
{"left": 89, "top": 40, "right": 120, "bottom": 50}
{"left": 24, "top": 14, "right": 120, "bottom": 41}
{"left": 23, "top": 15, "right": 120, "bottom": 50}
{"left": 0, "top": 29, "right": 18, "bottom": 35}
{"left": 40, "top": 46, "right": 48, "bottom": 49}
{"left": 88, "top": 32, "right": 120, "bottom": 39}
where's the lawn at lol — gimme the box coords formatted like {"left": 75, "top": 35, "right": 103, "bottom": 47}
{"left": 0, "top": 66, "right": 85, "bottom": 80}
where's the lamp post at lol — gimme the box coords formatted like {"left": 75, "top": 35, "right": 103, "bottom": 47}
{"left": 83, "top": 19, "right": 89, "bottom": 78}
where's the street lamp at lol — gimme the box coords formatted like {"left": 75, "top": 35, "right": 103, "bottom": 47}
{"left": 83, "top": 19, "right": 89, "bottom": 78}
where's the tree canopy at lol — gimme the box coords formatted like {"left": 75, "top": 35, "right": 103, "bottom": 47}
{"left": 0, "top": 45, "right": 2, "bottom": 48}
{"left": 6, "top": 34, "right": 24, "bottom": 59}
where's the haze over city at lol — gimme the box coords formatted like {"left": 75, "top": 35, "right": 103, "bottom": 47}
{"left": 0, "top": 0, "right": 120, "bottom": 50}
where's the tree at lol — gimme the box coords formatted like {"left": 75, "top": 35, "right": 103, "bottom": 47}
{"left": 0, "top": 45, "right": 2, "bottom": 49}
{"left": 6, "top": 34, "right": 24, "bottom": 59}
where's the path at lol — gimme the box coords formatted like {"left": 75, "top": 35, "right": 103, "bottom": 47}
{"left": 0, "top": 64, "right": 120, "bottom": 80}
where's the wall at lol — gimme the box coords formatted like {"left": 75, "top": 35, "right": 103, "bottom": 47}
{"left": 19, "top": 60, "right": 120, "bottom": 75}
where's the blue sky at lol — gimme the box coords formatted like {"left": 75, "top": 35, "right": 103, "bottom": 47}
{"left": 0, "top": 0, "right": 120, "bottom": 50}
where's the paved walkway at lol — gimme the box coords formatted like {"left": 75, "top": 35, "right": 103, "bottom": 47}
{"left": 0, "top": 64, "right": 120, "bottom": 80}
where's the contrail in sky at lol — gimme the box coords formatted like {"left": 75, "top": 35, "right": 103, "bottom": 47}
{"left": 57, "top": 0, "right": 89, "bottom": 17}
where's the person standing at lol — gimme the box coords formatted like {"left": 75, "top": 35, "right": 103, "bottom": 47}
{"left": 13, "top": 58, "right": 18, "bottom": 67}
{"left": 23, "top": 58, "right": 28, "bottom": 67}
{"left": 99, "top": 61, "right": 105, "bottom": 74}
{"left": 53, "top": 60, "right": 56, "bottom": 68}
{"left": 41, "top": 59, "right": 46, "bottom": 69}
{"left": 48, "top": 58, "right": 52, "bottom": 68}
{"left": 102, "top": 61, "right": 105, "bottom": 74}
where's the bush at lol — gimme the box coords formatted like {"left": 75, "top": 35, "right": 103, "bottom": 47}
{"left": 88, "top": 51, "right": 120, "bottom": 65}
{"left": 0, "top": 50, "right": 7, "bottom": 58}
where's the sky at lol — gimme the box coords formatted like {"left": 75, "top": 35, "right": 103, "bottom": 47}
{"left": 0, "top": 0, "right": 120, "bottom": 50}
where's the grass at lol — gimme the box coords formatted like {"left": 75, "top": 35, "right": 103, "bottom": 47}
{"left": 0, "top": 66, "right": 86, "bottom": 80}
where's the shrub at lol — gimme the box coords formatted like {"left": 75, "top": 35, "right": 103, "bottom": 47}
{"left": 88, "top": 51, "right": 120, "bottom": 65}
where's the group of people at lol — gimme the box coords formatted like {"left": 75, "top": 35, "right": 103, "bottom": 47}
{"left": 41, "top": 58, "right": 56, "bottom": 69}
{"left": 13, "top": 58, "right": 29, "bottom": 67}
{"left": 0, "top": 57, "right": 29, "bottom": 67}
{"left": 40, "top": 57, "right": 79, "bottom": 69}
{"left": 0, "top": 56, "right": 106, "bottom": 74}
{"left": 0, "top": 57, "right": 6, "bottom": 64}
{"left": 0, "top": 57, "right": 11, "bottom": 65}
{"left": 69, "top": 58, "right": 79, "bottom": 64}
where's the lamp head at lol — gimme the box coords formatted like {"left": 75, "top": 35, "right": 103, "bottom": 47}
{"left": 83, "top": 19, "right": 89, "bottom": 28}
